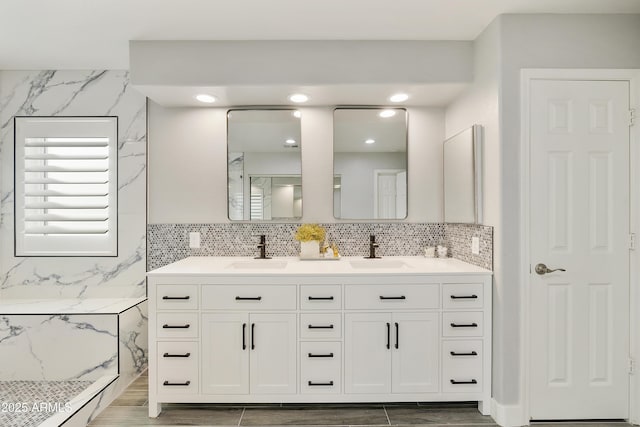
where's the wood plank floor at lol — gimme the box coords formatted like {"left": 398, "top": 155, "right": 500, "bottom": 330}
{"left": 88, "top": 371, "right": 632, "bottom": 427}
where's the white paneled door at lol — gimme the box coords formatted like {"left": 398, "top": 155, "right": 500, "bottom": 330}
{"left": 530, "top": 80, "right": 630, "bottom": 419}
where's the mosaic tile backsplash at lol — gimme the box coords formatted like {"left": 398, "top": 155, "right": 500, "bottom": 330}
{"left": 148, "top": 223, "right": 493, "bottom": 271}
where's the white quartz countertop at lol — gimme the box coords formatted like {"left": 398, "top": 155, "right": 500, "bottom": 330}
{"left": 147, "top": 256, "right": 491, "bottom": 277}
{"left": 0, "top": 297, "right": 147, "bottom": 314}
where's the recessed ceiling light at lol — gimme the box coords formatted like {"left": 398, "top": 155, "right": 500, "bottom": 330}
{"left": 285, "top": 139, "right": 297, "bottom": 144}
{"left": 365, "top": 139, "right": 375, "bottom": 144}
{"left": 389, "top": 93, "right": 409, "bottom": 103}
{"left": 379, "top": 109, "right": 397, "bottom": 118}
{"left": 289, "top": 94, "right": 309, "bottom": 103}
{"left": 292, "top": 111, "right": 301, "bottom": 118}
{"left": 195, "top": 94, "right": 216, "bottom": 103}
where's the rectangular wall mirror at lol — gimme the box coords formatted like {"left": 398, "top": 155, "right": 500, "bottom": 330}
{"left": 228, "top": 109, "right": 302, "bottom": 221}
{"left": 443, "top": 124, "right": 483, "bottom": 224}
{"left": 333, "top": 108, "right": 408, "bottom": 220}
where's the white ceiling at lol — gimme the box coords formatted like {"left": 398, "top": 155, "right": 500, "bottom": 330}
{"left": 2, "top": 0, "right": 640, "bottom": 69}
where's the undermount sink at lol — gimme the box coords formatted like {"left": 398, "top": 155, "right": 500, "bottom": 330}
{"left": 349, "top": 260, "right": 410, "bottom": 269}
{"left": 227, "top": 260, "right": 288, "bottom": 269}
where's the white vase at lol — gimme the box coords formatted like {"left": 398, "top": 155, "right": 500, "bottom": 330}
{"left": 300, "top": 240, "right": 320, "bottom": 258}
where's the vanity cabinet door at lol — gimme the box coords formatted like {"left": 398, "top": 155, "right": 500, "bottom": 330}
{"left": 201, "top": 313, "right": 250, "bottom": 394}
{"left": 249, "top": 313, "right": 297, "bottom": 394}
{"left": 344, "top": 313, "right": 392, "bottom": 394}
{"left": 391, "top": 312, "right": 439, "bottom": 393}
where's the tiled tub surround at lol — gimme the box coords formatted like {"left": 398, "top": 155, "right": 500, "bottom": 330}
{"left": 148, "top": 222, "right": 492, "bottom": 270}
{"left": 0, "top": 70, "right": 147, "bottom": 299}
{"left": 0, "top": 298, "right": 148, "bottom": 426}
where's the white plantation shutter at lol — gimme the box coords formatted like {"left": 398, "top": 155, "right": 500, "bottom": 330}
{"left": 14, "top": 117, "right": 118, "bottom": 256}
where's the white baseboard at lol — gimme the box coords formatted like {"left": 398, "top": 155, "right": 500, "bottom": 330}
{"left": 491, "top": 399, "right": 527, "bottom": 427}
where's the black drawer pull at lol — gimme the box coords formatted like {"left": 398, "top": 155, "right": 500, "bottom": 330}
{"left": 162, "top": 324, "right": 190, "bottom": 329}
{"left": 450, "top": 379, "right": 478, "bottom": 385}
{"left": 242, "top": 323, "right": 247, "bottom": 350}
{"left": 308, "top": 381, "right": 334, "bottom": 386}
{"left": 395, "top": 322, "right": 399, "bottom": 349}
{"left": 235, "top": 296, "right": 262, "bottom": 301}
{"left": 163, "top": 352, "right": 191, "bottom": 358}
{"left": 251, "top": 323, "right": 255, "bottom": 350}
{"left": 163, "top": 380, "right": 191, "bottom": 386}
{"left": 450, "top": 351, "right": 478, "bottom": 357}
{"left": 450, "top": 295, "right": 478, "bottom": 299}
{"left": 162, "top": 295, "right": 190, "bottom": 300}
{"left": 386, "top": 322, "right": 390, "bottom": 349}
{"left": 380, "top": 295, "right": 406, "bottom": 300}
{"left": 308, "top": 296, "right": 334, "bottom": 301}
{"left": 308, "top": 324, "right": 334, "bottom": 329}
{"left": 450, "top": 322, "right": 478, "bottom": 328}
{"left": 308, "top": 353, "right": 334, "bottom": 358}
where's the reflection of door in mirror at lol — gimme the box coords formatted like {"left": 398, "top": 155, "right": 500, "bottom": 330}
{"left": 373, "top": 169, "right": 407, "bottom": 219}
{"left": 227, "top": 109, "right": 302, "bottom": 221}
{"left": 333, "top": 108, "right": 407, "bottom": 220}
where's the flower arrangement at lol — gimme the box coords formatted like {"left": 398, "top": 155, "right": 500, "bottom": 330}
{"left": 294, "top": 223, "right": 326, "bottom": 242}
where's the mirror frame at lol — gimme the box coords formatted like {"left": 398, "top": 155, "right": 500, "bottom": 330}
{"left": 226, "top": 108, "right": 303, "bottom": 222}
{"left": 332, "top": 106, "right": 409, "bottom": 221}
{"left": 443, "top": 124, "right": 483, "bottom": 224}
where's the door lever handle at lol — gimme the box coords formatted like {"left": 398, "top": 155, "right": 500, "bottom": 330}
{"left": 535, "top": 263, "right": 566, "bottom": 275}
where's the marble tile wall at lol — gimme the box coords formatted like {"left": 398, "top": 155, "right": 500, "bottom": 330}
{"left": 117, "top": 301, "right": 148, "bottom": 387}
{"left": 0, "top": 70, "right": 147, "bottom": 299}
{"left": 0, "top": 314, "right": 118, "bottom": 381}
{"left": 148, "top": 222, "right": 493, "bottom": 271}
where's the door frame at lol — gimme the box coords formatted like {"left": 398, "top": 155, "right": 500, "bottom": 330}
{"left": 520, "top": 69, "right": 640, "bottom": 424}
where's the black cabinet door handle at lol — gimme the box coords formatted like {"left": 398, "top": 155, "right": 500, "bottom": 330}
{"left": 163, "top": 381, "right": 191, "bottom": 386}
{"left": 162, "top": 324, "right": 190, "bottom": 329}
{"left": 242, "top": 323, "right": 247, "bottom": 350}
{"left": 235, "top": 296, "right": 262, "bottom": 301}
{"left": 308, "top": 381, "right": 334, "bottom": 386}
{"left": 251, "top": 323, "right": 255, "bottom": 350}
{"left": 450, "top": 351, "right": 478, "bottom": 357}
{"left": 308, "top": 324, "right": 334, "bottom": 329}
{"left": 450, "top": 295, "right": 478, "bottom": 299}
{"left": 308, "top": 353, "right": 334, "bottom": 358}
{"left": 379, "top": 296, "right": 406, "bottom": 300}
{"left": 450, "top": 322, "right": 478, "bottom": 328}
{"left": 162, "top": 295, "right": 190, "bottom": 300}
{"left": 163, "top": 352, "right": 191, "bottom": 358}
{"left": 386, "top": 322, "right": 390, "bottom": 349}
{"left": 308, "top": 296, "right": 334, "bottom": 301}
{"left": 450, "top": 379, "right": 478, "bottom": 385}
{"left": 394, "top": 322, "right": 399, "bottom": 349}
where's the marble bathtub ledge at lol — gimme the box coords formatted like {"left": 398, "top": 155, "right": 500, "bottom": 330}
{"left": 39, "top": 374, "right": 118, "bottom": 427}
{"left": 0, "top": 297, "right": 147, "bottom": 315}
{"left": 147, "top": 256, "right": 492, "bottom": 277}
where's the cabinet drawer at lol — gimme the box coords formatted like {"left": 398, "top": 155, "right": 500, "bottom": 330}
{"left": 157, "top": 284, "right": 198, "bottom": 310}
{"left": 201, "top": 285, "right": 296, "bottom": 310}
{"left": 443, "top": 283, "right": 483, "bottom": 309}
{"left": 157, "top": 342, "right": 198, "bottom": 395}
{"left": 345, "top": 284, "right": 439, "bottom": 310}
{"left": 157, "top": 313, "right": 199, "bottom": 338}
{"left": 442, "top": 312, "right": 483, "bottom": 337}
{"left": 300, "top": 285, "right": 341, "bottom": 310}
{"left": 442, "top": 340, "right": 482, "bottom": 393}
{"left": 300, "top": 342, "right": 341, "bottom": 394}
{"left": 300, "top": 313, "right": 342, "bottom": 339}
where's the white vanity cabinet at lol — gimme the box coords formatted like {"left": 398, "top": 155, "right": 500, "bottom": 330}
{"left": 147, "top": 257, "right": 492, "bottom": 418}
{"left": 201, "top": 312, "right": 297, "bottom": 395}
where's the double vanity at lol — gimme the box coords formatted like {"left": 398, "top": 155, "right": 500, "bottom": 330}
{"left": 147, "top": 256, "right": 492, "bottom": 417}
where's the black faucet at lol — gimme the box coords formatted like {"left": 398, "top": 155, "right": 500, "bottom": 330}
{"left": 255, "top": 235, "right": 271, "bottom": 259}
{"left": 365, "top": 234, "right": 381, "bottom": 259}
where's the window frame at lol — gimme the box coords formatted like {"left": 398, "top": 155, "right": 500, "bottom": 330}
{"left": 13, "top": 116, "right": 119, "bottom": 257}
